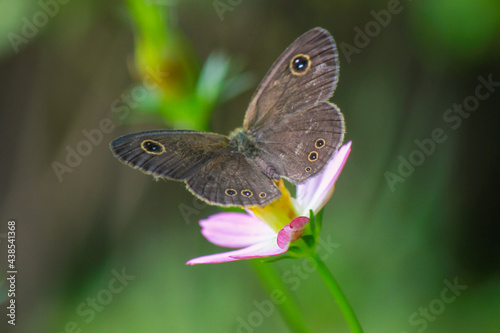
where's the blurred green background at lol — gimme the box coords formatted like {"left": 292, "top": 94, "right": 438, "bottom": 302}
{"left": 0, "top": 0, "right": 499, "bottom": 332}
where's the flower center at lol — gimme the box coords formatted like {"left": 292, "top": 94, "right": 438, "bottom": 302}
{"left": 249, "top": 179, "right": 298, "bottom": 233}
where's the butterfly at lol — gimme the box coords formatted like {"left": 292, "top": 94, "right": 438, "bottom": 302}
{"left": 110, "top": 27, "right": 344, "bottom": 207}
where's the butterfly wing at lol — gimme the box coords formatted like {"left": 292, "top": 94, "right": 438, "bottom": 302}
{"left": 110, "top": 28, "right": 342, "bottom": 206}
{"left": 243, "top": 27, "right": 344, "bottom": 184}
{"left": 110, "top": 130, "right": 281, "bottom": 206}
{"left": 186, "top": 152, "right": 281, "bottom": 207}
{"left": 254, "top": 102, "right": 344, "bottom": 183}
{"left": 110, "top": 130, "right": 230, "bottom": 180}
{"left": 243, "top": 27, "right": 339, "bottom": 129}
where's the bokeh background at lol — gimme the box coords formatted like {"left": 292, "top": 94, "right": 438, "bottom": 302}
{"left": 1, "top": 0, "right": 499, "bottom": 332}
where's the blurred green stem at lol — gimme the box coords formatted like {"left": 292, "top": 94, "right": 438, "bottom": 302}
{"left": 251, "top": 261, "right": 310, "bottom": 333}
{"left": 307, "top": 253, "right": 363, "bottom": 332}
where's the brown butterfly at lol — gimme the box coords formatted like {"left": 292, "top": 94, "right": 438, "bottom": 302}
{"left": 110, "top": 28, "right": 344, "bottom": 207}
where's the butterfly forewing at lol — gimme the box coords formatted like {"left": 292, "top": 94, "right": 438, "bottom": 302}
{"left": 110, "top": 130, "right": 230, "bottom": 180}
{"left": 243, "top": 28, "right": 339, "bottom": 129}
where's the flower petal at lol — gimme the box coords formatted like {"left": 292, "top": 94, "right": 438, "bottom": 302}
{"left": 186, "top": 237, "right": 286, "bottom": 265}
{"left": 277, "top": 216, "right": 309, "bottom": 248}
{"left": 289, "top": 216, "right": 310, "bottom": 229}
{"left": 200, "top": 212, "right": 276, "bottom": 248}
{"left": 296, "top": 142, "right": 351, "bottom": 215}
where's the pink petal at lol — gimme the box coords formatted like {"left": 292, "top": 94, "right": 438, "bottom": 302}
{"left": 290, "top": 216, "right": 310, "bottom": 229}
{"left": 186, "top": 237, "right": 286, "bottom": 265}
{"left": 277, "top": 216, "right": 310, "bottom": 249}
{"left": 200, "top": 212, "right": 276, "bottom": 248}
{"left": 296, "top": 142, "right": 351, "bottom": 215}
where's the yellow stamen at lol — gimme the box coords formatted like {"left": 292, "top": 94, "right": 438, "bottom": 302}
{"left": 249, "top": 180, "right": 298, "bottom": 233}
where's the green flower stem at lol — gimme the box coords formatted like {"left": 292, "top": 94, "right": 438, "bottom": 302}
{"left": 251, "top": 260, "right": 310, "bottom": 333}
{"left": 307, "top": 253, "right": 363, "bottom": 333}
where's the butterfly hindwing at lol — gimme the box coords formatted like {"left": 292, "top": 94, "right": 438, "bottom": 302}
{"left": 254, "top": 102, "right": 344, "bottom": 183}
{"left": 186, "top": 152, "right": 281, "bottom": 206}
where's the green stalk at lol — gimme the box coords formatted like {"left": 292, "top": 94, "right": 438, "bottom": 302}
{"left": 251, "top": 260, "right": 310, "bottom": 333}
{"left": 307, "top": 253, "right": 363, "bottom": 333}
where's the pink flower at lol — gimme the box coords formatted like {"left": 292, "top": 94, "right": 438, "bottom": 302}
{"left": 186, "top": 142, "right": 352, "bottom": 265}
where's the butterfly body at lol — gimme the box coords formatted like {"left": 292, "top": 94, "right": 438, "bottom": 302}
{"left": 228, "top": 128, "right": 258, "bottom": 158}
{"left": 111, "top": 28, "right": 344, "bottom": 207}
